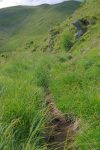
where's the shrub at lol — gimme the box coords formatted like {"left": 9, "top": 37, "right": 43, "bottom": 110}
{"left": 61, "top": 32, "right": 73, "bottom": 52}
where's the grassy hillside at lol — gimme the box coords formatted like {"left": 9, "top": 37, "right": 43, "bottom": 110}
{"left": 0, "top": 0, "right": 100, "bottom": 149}
{"left": 0, "top": 1, "right": 81, "bottom": 52}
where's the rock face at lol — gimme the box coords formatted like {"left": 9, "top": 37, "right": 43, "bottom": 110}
{"left": 73, "top": 19, "right": 88, "bottom": 38}
{"left": 73, "top": 17, "right": 97, "bottom": 38}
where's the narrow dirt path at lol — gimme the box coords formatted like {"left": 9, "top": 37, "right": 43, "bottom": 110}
{"left": 44, "top": 88, "right": 80, "bottom": 150}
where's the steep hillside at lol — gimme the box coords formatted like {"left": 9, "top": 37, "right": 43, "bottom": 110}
{"left": 40, "top": 0, "right": 100, "bottom": 149}
{"left": 0, "top": 0, "right": 100, "bottom": 150}
{"left": 41, "top": 0, "right": 100, "bottom": 52}
{"left": 0, "top": 1, "right": 81, "bottom": 52}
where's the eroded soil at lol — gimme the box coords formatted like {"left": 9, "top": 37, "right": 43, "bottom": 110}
{"left": 45, "top": 89, "right": 80, "bottom": 150}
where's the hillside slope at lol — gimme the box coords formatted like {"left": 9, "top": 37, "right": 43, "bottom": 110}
{"left": 0, "top": 1, "right": 81, "bottom": 52}
{"left": 42, "top": 0, "right": 100, "bottom": 149}
{"left": 0, "top": 0, "right": 100, "bottom": 150}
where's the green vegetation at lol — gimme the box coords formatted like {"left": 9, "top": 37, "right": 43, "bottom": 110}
{"left": 35, "top": 65, "right": 49, "bottom": 88}
{"left": 0, "top": 1, "right": 80, "bottom": 52}
{"left": 0, "top": 53, "right": 46, "bottom": 149}
{"left": 0, "top": 0, "right": 100, "bottom": 149}
{"left": 60, "top": 32, "right": 73, "bottom": 51}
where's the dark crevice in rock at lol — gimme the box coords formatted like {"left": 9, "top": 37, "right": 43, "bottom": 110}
{"left": 73, "top": 17, "right": 97, "bottom": 38}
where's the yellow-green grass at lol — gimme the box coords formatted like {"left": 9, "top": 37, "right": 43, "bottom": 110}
{"left": 0, "top": 51, "right": 59, "bottom": 149}
{"left": 0, "top": 1, "right": 81, "bottom": 53}
{"left": 0, "top": 0, "right": 100, "bottom": 149}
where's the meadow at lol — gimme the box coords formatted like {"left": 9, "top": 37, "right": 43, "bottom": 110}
{"left": 0, "top": 0, "right": 100, "bottom": 149}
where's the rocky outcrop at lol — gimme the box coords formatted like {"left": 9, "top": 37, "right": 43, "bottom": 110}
{"left": 73, "top": 17, "right": 97, "bottom": 38}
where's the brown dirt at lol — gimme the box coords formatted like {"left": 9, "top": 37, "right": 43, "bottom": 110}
{"left": 45, "top": 89, "right": 80, "bottom": 150}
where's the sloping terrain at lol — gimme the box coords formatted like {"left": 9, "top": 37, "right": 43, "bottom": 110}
{"left": 0, "top": 0, "right": 100, "bottom": 150}
{"left": 0, "top": 1, "right": 81, "bottom": 52}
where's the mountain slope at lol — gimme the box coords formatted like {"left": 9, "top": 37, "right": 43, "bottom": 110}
{"left": 0, "top": 0, "right": 100, "bottom": 149}
{"left": 0, "top": 1, "right": 81, "bottom": 52}
{"left": 41, "top": 0, "right": 100, "bottom": 149}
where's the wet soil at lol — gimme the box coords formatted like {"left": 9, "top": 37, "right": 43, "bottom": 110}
{"left": 45, "top": 89, "right": 80, "bottom": 150}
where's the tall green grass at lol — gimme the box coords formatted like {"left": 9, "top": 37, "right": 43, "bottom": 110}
{"left": 0, "top": 0, "right": 100, "bottom": 149}
{"left": 0, "top": 48, "right": 99, "bottom": 149}
{"left": 0, "top": 52, "right": 58, "bottom": 149}
{"left": 0, "top": 53, "right": 48, "bottom": 150}
{"left": 49, "top": 49, "right": 100, "bottom": 149}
